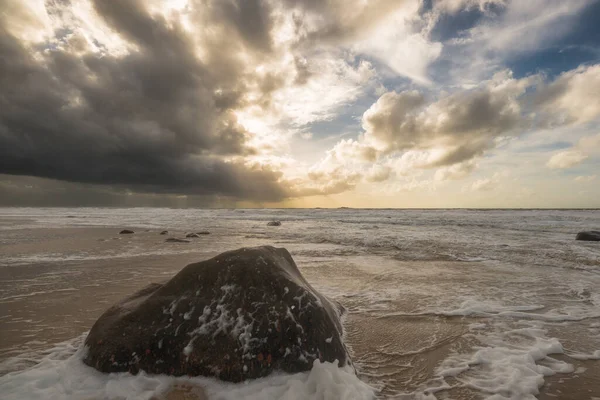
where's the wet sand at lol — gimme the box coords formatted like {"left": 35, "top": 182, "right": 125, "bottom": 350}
{"left": 0, "top": 227, "right": 218, "bottom": 369}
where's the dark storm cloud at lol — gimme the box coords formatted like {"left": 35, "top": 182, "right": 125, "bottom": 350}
{"left": 0, "top": 174, "right": 242, "bottom": 207}
{"left": 0, "top": 0, "right": 289, "bottom": 203}
{"left": 208, "top": 0, "right": 274, "bottom": 52}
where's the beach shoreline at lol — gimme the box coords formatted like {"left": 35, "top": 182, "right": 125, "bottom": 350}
{"left": 1, "top": 209, "right": 599, "bottom": 399}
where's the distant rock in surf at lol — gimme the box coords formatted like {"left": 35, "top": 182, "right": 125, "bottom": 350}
{"left": 196, "top": 231, "right": 210, "bottom": 235}
{"left": 267, "top": 221, "right": 281, "bottom": 226}
{"left": 576, "top": 231, "right": 600, "bottom": 241}
{"left": 165, "top": 238, "right": 190, "bottom": 243}
{"left": 83, "top": 246, "right": 352, "bottom": 382}
{"left": 186, "top": 233, "right": 200, "bottom": 238}
{"left": 160, "top": 230, "right": 169, "bottom": 235}
{"left": 119, "top": 229, "right": 134, "bottom": 234}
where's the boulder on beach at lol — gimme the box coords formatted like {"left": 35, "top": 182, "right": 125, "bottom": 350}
{"left": 83, "top": 246, "right": 351, "bottom": 382}
{"left": 186, "top": 233, "right": 200, "bottom": 238}
{"left": 119, "top": 229, "right": 134, "bottom": 234}
{"left": 165, "top": 238, "right": 191, "bottom": 243}
{"left": 267, "top": 221, "right": 281, "bottom": 226}
{"left": 160, "top": 231, "right": 169, "bottom": 235}
{"left": 576, "top": 231, "right": 600, "bottom": 241}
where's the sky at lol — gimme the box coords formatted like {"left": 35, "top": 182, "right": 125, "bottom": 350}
{"left": 1, "top": 0, "right": 599, "bottom": 208}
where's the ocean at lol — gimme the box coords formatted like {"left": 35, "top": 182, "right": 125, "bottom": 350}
{"left": 0, "top": 208, "right": 599, "bottom": 399}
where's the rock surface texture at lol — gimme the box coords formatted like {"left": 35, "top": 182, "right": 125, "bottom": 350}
{"left": 83, "top": 246, "right": 351, "bottom": 382}
{"left": 576, "top": 231, "right": 600, "bottom": 241}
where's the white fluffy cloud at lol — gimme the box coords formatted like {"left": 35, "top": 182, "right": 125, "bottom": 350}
{"left": 352, "top": 2, "right": 442, "bottom": 85}
{"left": 535, "top": 65, "right": 600, "bottom": 125}
{"left": 434, "top": 160, "right": 478, "bottom": 181}
{"left": 547, "top": 133, "right": 600, "bottom": 169}
{"left": 310, "top": 60, "right": 600, "bottom": 192}
{"left": 546, "top": 150, "right": 588, "bottom": 169}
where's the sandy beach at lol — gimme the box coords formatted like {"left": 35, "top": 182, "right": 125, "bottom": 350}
{"left": 1, "top": 208, "right": 599, "bottom": 399}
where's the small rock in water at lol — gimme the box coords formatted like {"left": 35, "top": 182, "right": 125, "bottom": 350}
{"left": 267, "top": 221, "right": 281, "bottom": 226}
{"left": 576, "top": 231, "right": 600, "bottom": 241}
{"left": 186, "top": 232, "right": 200, "bottom": 238}
{"left": 119, "top": 229, "right": 134, "bottom": 234}
{"left": 160, "top": 230, "right": 169, "bottom": 235}
{"left": 83, "top": 246, "right": 351, "bottom": 382}
{"left": 165, "top": 238, "right": 190, "bottom": 243}
{"left": 196, "top": 231, "right": 210, "bottom": 235}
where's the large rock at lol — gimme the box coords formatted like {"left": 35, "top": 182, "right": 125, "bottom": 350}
{"left": 267, "top": 221, "right": 281, "bottom": 226}
{"left": 576, "top": 231, "right": 600, "bottom": 241}
{"left": 120, "top": 229, "right": 134, "bottom": 234}
{"left": 83, "top": 246, "right": 351, "bottom": 382}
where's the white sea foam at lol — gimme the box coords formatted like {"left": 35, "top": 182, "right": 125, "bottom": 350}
{"left": 565, "top": 350, "right": 600, "bottom": 360}
{"left": 421, "top": 321, "right": 573, "bottom": 399}
{"left": 0, "top": 339, "right": 375, "bottom": 400}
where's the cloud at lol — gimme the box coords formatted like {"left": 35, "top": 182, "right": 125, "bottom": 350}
{"left": 0, "top": 0, "right": 300, "bottom": 202}
{"left": 575, "top": 175, "right": 596, "bottom": 183}
{"left": 466, "top": 1, "right": 589, "bottom": 54}
{"left": 534, "top": 65, "right": 600, "bottom": 125}
{"left": 352, "top": 2, "right": 442, "bottom": 85}
{"left": 382, "top": 177, "right": 438, "bottom": 194}
{"left": 0, "top": 0, "right": 386, "bottom": 204}
{"left": 431, "top": 0, "right": 506, "bottom": 15}
{"left": 434, "top": 160, "right": 478, "bottom": 181}
{"left": 362, "top": 70, "right": 534, "bottom": 166}
{"left": 366, "top": 165, "right": 393, "bottom": 182}
{"left": 546, "top": 133, "right": 600, "bottom": 169}
{"left": 469, "top": 171, "right": 508, "bottom": 191}
{"left": 284, "top": 0, "right": 441, "bottom": 85}
{"left": 432, "top": 0, "right": 592, "bottom": 84}
{"left": 291, "top": 168, "right": 361, "bottom": 197}
{"left": 471, "top": 177, "right": 495, "bottom": 191}
{"left": 546, "top": 150, "right": 588, "bottom": 169}
{"left": 302, "top": 60, "right": 600, "bottom": 198}
{"left": 2, "top": 0, "right": 599, "bottom": 206}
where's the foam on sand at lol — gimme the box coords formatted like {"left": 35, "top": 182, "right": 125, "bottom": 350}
{"left": 420, "top": 318, "right": 576, "bottom": 399}
{"left": 0, "top": 336, "right": 375, "bottom": 400}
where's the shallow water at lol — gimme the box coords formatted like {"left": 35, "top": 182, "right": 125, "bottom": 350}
{"left": 0, "top": 208, "right": 599, "bottom": 399}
